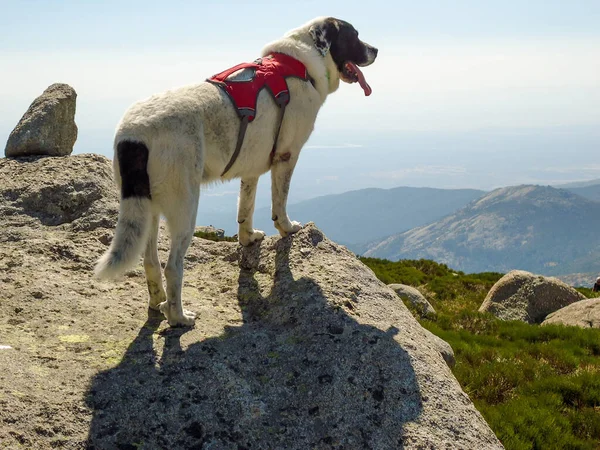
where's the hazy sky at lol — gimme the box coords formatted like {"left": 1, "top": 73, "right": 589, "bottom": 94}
{"left": 1, "top": 0, "right": 599, "bottom": 203}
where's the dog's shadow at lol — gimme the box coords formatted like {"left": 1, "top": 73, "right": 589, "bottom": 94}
{"left": 86, "top": 237, "right": 422, "bottom": 449}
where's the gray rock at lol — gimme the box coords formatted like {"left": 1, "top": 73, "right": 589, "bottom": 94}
{"left": 389, "top": 283, "right": 437, "bottom": 318}
{"left": 85, "top": 224, "right": 501, "bottom": 449}
{"left": 0, "top": 154, "right": 502, "bottom": 448}
{"left": 0, "top": 153, "right": 118, "bottom": 231}
{"left": 479, "top": 270, "right": 585, "bottom": 323}
{"left": 542, "top": 297, "right": 600, "bottom": 328}
{"left": 5, "top": 83, "right": 78, "bottom": 157}
{"left": 195, "top": 224, "right": 225, "bottom": 238}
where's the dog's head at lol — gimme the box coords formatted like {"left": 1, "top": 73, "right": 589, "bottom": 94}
{"left": 309, "top": 17, "right": 378, "bottom": 96}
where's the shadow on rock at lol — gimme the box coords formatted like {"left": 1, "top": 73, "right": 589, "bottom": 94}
{"left": 86, "top": 237, "right": 422, "bottom": 449}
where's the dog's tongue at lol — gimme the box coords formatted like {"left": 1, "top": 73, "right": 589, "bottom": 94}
{"left": 348, "top": 62, "right": 372, "bottom": 96}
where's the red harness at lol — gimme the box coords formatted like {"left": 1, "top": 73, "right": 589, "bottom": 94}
{"left": 207, "top": 53, "right": 310, "bottom": 176}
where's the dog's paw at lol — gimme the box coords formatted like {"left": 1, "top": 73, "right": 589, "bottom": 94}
{"left": 275, "top": 220, "right": 302, "bottom": 237}
{"left": 158, "top": 302, "right": 197, "bottom": 327}
{"left": 239, "top": 229, "right": 266, "bottom": 246}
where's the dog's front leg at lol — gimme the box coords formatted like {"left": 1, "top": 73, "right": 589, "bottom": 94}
{"left": 237, "top": 176, "right": 266, "bottom": 246}
{"left": 271, "top": 152, "right": 302, "bottom": 237}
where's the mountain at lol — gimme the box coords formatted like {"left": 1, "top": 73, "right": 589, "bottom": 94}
{"left": 564, "top": 184, "right": 600, "bottom": 203}
{"left": 551, "top": 179, "right": 600, "bottom": 203}
{"left": 364, "top": 185, "right": 600, "bottom": 276}
{"left": 555, "top": 179, "right": 600, "bottom": 189}
{"left": 250, "top": 187, "right": 485, "bottom": 249}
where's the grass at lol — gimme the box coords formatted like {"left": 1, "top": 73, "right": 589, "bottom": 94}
{"left": 193, "top": 230, "right": 237, "bottom": 242}
{"left": 361, "top": 257, "right": 600, "bottom": 450}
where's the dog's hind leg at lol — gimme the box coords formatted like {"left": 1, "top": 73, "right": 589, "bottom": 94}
{"left": 271, "top": 153, "right": 302, "bottom": 237}
{"left": 159, "top": 185, "right": 200, "bottom": 327}
{"left": 237, "top": 176, "right": 266, "bottom": 246}
{"left": 144, "top": 213, "right": 166, "bottom": 310}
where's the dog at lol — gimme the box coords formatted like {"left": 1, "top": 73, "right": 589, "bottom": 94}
{"left": 95, "top": 17, "right": 378, "bottom": 327}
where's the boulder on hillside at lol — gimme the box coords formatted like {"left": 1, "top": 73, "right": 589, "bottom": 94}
{"left": 0, "top": 152, "right": 502, "bottom": 450}
{"left": 542, "top": 298, "right": 600, "bottom": 328}
{"left": 5, "top": 83, "right": 78, "bottom": 157}
{"left": 0, "top": 153, "right": 118, "bottom": 231}
{"left": 389, "top": 283, "right": 437, "bottom": 319}
{"left": 479, "top": 270, "right": 585, "bottom": 323}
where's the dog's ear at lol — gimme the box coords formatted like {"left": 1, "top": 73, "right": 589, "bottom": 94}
{"left": 309, "top": 18, "right": 338, "bottom": 57}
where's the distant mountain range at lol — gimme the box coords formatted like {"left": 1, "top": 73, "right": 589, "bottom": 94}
{"left": 363, "top": 185, "right": 600, "bottom": 276}
{"left": 195, "top": 178, "right": 600, "bottom": 279}
{"left": 250, "top": 187, "right": 485, "bottom": 249}
{"left": 555, "top": 178, "right": 600, "bottom": 189}
{"left": 563, "top": 184, "right": 600, "bottom": 203}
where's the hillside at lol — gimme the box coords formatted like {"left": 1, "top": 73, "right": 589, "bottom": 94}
{"left": 360, "top": 257, "right": 600, "bottom": 449}
{"left": 248, "top": 186, "right": 485, "bottom": 249}
{"left": 364, "top": 185, "right": 600, "bottom": 276}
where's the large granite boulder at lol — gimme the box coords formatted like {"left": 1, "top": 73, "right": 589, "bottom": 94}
{"left": 542, "top": 298, "right": 600, "bottom": 328}
{"left": 5, "top": 83, "right": 78, "bottom": 157}
{"left": 0, "top": 152, "right": 502, "bottom": 450}
{"left": 389, "top": 283, "right": 437, "bottom": 319}
{"left": 479, "top": 270, "right": 585, "bottom": 323}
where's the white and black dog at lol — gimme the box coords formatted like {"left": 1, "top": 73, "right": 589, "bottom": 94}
{"left": 95, "top": 17, "right": 377, "bottom": 327}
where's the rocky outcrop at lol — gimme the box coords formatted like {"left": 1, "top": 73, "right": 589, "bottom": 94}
{"left": 0, "top": 154, "right": 118, "bottom": 231}
{"left": 542, "top": 298, "right": 600, "bottom": 328}
{"left": 479, "top": 270, "right": 585, "bottom": 323}
{"left": 0, "top": 155, "right": 502, "bottom": 449}
{"left": 389, "top": 283, "right": 437, "bottom": 318}
{"left": 5, "top": 83, "right": 78, "bottom": 157}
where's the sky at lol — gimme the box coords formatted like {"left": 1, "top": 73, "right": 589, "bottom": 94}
{"left": 1, "top": 0, "right": 599, "bottom": 225}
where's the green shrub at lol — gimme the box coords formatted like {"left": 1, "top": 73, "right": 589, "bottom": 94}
{"left": 193, "top": 230, "right": 237, "bottom": 242}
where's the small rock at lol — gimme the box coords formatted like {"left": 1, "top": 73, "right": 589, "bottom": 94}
{"left": 388, "top": 284, "right": 437, "bottom": 319}
{"left": 195, "top": 225, "right": 225, "bottom": 238}
{"left": 5, "top": 83, "right": 78, "bottom": 157}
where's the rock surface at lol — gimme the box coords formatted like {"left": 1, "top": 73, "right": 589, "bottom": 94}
{"left": 0, "top": 153, "right": 118, "bottom": 231}
{"left": 479, "top": 270, "right": 585, "bottom": 323}
{"left": 5, "top": 83, "right": 78, "bottom": 157}
{"left": 542, "top": 298, "right": 600, "bottom": 328}
{"left": 389, "top": 283, "right": 437, "bottom": 319}
{"left": 0, "top": 155, "right": 502, "bottom": 449}
{"left": 421, "top": 327, "right": 455, "bottom": 368}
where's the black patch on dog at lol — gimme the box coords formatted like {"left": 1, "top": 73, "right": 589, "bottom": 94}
{"left": 320, "top": 18, "right": 378, "bottom": 73}
{"left": 116, "top": 140, "right": 151, "bottom": 199}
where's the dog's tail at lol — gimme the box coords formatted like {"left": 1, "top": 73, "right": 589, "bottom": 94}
{"left": 95, "top": 140, "right": 152, "bottom": 279}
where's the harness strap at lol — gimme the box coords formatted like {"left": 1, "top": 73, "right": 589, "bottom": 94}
{"left": 270, "top": 92, "right": 289, "bottom": 164}
{"left": 221, "top": 92, "right": 290, "bottom": 177}
{"left": 221, "top": 115, "right": 250, "bottom": 177}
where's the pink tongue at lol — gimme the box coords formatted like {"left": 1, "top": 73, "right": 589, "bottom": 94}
{"left": 348, "top": 62, "right": 372, "bottom": 96}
